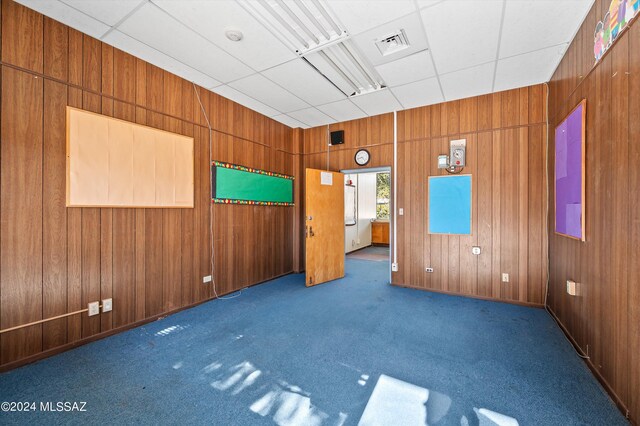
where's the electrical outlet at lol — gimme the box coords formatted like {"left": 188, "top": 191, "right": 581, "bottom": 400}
{"left": 203, "top": 275, "right": 212, "bottom": 283}
{"left": 502, "top": 273, "right": 509, "bottom": 283}
{"left": 425, "top": 267, "right": 434, "bottom": 273}
{"left": 392, "top": 263, "right": 398, "bottom": 272}
{"left": 567, "top": 280, "right": 578, "bottom": 296}
{"left": 102, "top": 298, "right": 112, "bottom": 313}
{"left": 472, "top": 246, "right": 481, "bottom": 255}
{"left": 88, "top": 302, "right": 100, "bottom": 316}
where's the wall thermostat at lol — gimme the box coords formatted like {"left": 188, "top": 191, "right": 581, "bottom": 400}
{"left": 437, "top": 154, "right": 449, "bottom": 169}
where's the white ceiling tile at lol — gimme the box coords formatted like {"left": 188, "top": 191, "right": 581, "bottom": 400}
{"left": 494, "top": 45, "right": 566, "bottom": 92}
{"left": 440, "top": 62, "right": 495, "bottom": 102}
{"left": 15, "top": 0, "right": 110, "bottom": 38}
{"left": 212, "top": 85, "right": 281, "bottom": 117}
{"left": 287, "top": 108, "right": 335, "bottom": 127}
{"left": 153, "top": 0, "right": 296, "bottom": 71}
{"left": 229, "top": 74, "right": 309, "bottom": 113}
{"left": 326, "top": 0, "right": 417, "bottom": 36}
{"left": 272, "top": 114, "right": 307, "bottom": 129}
{"left": 61, "top": 0, "right": 145, "bottom": 26}
{"left": 20, "top": 0, "right": 593, "bottom": 124}
{"left": 316, "top": 99, "right": 367, "bottom": 121}
{"left": 117, "top": 2, "right": 253, "bottom": 83}
{"left": 500, "top": 0, "right": 594, "bottom": 58}
{"left": 417, "top": 0, "right": 445, "bottom": 9}
{"left": 352, "top": 13, "right": 429, "bottom": 67}
{"left": 375, "top": 50, "right": 435, "bottom": 87}
{"left": 350, "top": 89, "right": 402, "bottom": 116}
{"left": 391, "top": 77, "right": 443, "bottom": 109}
{"left": 262, "top": 60, "right": 346, "bottom": 105}
{"left": 102, "top": 30, "right": 221, "bottom": 89}
{"left": 421, "top": 0, "right": 503, "bottom": 74}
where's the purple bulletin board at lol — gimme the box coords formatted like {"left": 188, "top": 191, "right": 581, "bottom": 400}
{"left": 555, "top": 100, "right": 586, "bottom": 241}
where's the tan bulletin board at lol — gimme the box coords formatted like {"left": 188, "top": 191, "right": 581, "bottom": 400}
{"left": 66, "top": 107, "right": 194, "bottom": 208}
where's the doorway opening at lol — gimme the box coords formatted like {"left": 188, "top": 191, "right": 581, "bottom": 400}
{"left": 341, "top": 167, "right": 392, "bottom": 281}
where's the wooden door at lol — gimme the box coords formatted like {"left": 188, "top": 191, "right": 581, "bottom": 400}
{"left": 305, "top": 169, "right": 344, "bottom": 287}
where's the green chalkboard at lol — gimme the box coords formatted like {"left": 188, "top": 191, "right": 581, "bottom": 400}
{"left": 212, "top": 161, "right": 294, "bottom": 206}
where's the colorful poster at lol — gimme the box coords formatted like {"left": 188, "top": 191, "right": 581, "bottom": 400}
{"left": 594, "top": 0, "right": 639, "bottom": 63}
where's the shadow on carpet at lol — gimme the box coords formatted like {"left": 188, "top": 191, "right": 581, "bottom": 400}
{"left": 0, "top": 259, "right": 627, "bottom": 425}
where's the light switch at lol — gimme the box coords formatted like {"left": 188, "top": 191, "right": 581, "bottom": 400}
{"left": 399, "top": 208, "right": 404, "bottom": 215}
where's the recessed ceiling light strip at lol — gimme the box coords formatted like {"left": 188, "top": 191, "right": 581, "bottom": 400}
{"left": 297, "top": 2, "right": 331, "bottom": 40}
{"left": 319, "top": 50, "right": 361, "bottom": 95}
{"left": 274, "top": 0, "right": 319, "bottom": 44}
{"left": 309, "top": 0, "right": 341, "bottom": 34}
{"left": 338, "top": 43, "right": 378, "bottom": 89}
{"left": 245, "top": 0, "right": 385, "bottom": 98}
{"left": 301, "top": 56, "right": 349, "bottom": 97}
{"left": 257, "top": 0, "right": 309, "bottom": 48}
{"left": 326, "top": 46, "right": 367, "bottom": 90}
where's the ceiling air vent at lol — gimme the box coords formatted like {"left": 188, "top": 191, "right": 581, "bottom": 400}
{"left": 375, "top": 29, "right": 410, "bottom": 56}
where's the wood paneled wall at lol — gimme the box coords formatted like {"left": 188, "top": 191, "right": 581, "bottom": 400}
{"left": 547, "top": 1, "right": 639, "bottom": 422}
{"left": 302, "top": 85, "right": 548, "bottom": 306}
{"left": 0, "top": 0, "right": 295, "bottom": 369}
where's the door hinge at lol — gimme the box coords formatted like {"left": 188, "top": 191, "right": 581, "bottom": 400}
{"left": 309, "top": 276, "right": 313, "bottom": 285}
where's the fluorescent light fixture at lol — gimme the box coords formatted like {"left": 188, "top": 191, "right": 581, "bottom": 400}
{"left": 239, "top": 0, "right": 385, "bottom": 97}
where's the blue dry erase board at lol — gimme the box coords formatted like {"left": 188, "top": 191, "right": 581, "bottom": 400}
{"left": 428, "top": 175, "right": 472, "bottom": 235}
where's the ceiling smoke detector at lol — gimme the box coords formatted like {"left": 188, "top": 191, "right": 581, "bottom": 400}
{"left": 225, "top": 29, "right": 244, "bottom": 42}
{"left": 375, "top": 29, "right": 410, "bottom": 56}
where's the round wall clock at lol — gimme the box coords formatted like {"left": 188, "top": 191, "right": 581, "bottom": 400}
{"left": 354, "top": 149, "right": 370, "bottom": 166}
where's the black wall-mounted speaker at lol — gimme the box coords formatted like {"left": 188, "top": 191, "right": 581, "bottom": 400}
{"left": 330, "top": 130, "right": 344, "bottom": 145}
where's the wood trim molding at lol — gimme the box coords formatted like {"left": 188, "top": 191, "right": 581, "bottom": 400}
{"left": 546, "top": 306, "right": 632, "bottom": 422}
{"left": 0, "top": 271, "right": 292, "bottom": 373}
{"left": 392, "top": 283, "right": 546, "bottom": 309}
{"left": 0, "top": 60, "right": 299, "bottom": 155}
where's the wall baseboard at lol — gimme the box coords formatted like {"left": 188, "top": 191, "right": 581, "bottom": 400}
{"left": 391, "top": 283, "right": 545, "bottom": 308}
{"left": 0, "top": 271, "right": 293, "bottom": 373}
{"left": 394, "top": 283, "right": 633, "bottom": 423}
{"left": 546, "top": 306, "right": 633, "bottom": 424}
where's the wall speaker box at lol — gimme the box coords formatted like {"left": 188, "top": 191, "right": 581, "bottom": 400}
{"left": 330, "top": 130, "right": 344, "bottom": 145}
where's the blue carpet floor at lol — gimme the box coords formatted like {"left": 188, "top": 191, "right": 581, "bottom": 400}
{"left": 0, "top": 259, "right": 626, "bottom": 425}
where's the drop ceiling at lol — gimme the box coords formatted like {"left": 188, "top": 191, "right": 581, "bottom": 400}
{"left": 17, "top": 0, "right": 594, "bottom": 129}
